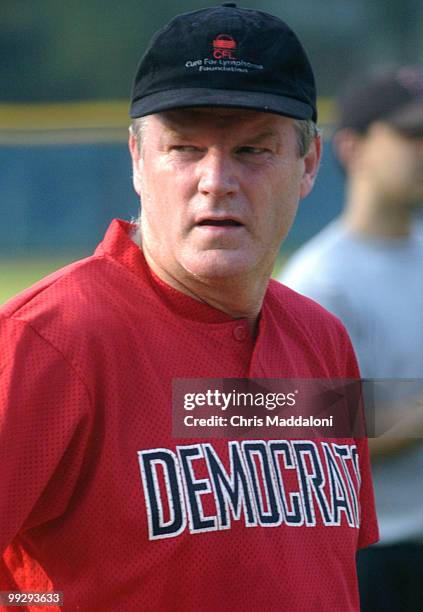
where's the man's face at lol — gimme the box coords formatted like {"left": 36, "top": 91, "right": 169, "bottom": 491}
{"left": 129, "top": 108, "right": 320, "bottom": 284}
{"left": 358, "top": 123, "right": 423, "bottom": 207}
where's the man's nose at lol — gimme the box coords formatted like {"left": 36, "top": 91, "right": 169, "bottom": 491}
{"left": 197, "top": 150, "right": 239, "bottom": 197}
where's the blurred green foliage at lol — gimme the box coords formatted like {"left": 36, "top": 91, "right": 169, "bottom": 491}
{"left": 0, "top": 258, "right": 76, "bottom": 304}
{"left": 1, "top": 0, "right": 422, "bottom": 103}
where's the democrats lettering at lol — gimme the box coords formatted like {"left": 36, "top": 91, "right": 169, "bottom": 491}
{"left": 137, "top": 440, "right": 361, "bottom": 540}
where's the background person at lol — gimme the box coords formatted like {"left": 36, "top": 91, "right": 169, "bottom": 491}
{"left": 0, "top": 5, "right": 378, "bottom": 610}
{"left": 279, "top": 65, "right": 423, "bottom": 611}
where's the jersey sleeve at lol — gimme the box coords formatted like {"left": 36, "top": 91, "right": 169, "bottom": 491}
{"left": 0, "top": 314, "right": 93, "bottom": 556}
{"left": 342, "top": 327, "right": 379, "bottom": 549}
{"left": 355, "top": 436, "right": 379, "bottom": 548}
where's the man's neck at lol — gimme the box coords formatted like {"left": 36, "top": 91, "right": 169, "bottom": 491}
{"left": 134, "top": 232, "right": 268, "bottom": 336}
{"left": 342, "top": 180, "right": 414, "bottom": 239}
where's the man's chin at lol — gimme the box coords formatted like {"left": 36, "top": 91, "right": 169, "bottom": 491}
{"left": 181, "top": 251, "right": 255, "bottom": 281}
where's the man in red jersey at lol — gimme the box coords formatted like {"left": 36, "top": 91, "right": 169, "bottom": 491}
{"left": 0, "top": 4, "right": 378, "bottom": 611}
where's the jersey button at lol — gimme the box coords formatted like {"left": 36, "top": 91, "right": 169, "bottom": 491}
{"left": 233, "top": 324, "right": 248, "bottom": 341}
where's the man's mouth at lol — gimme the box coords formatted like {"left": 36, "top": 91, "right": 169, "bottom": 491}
{"left": 197, "top": 219, "right": 243, "bottom": 227}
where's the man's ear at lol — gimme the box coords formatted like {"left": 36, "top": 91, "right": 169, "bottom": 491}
{"left": 332, "top": 128, "right": 363, "bottom": 171}
{"left": 299, "top": 133, "right": 322, "bottom": 199}
{"left": 128, "top": 130, "right": 142, "bottom": 196}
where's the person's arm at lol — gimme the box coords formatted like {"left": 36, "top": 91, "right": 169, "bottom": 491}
{"left": 368, "top": 395, "right": 423, "bottom": 459}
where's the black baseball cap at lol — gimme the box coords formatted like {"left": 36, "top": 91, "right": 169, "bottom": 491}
{"left": 130, "top": 3, "right": 317, "bottom": 122}
{"left": 338, "top": 66, "right": 423, "bottom": 137}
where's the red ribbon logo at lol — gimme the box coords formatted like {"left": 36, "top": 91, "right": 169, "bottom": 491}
{"left": 213, "top": 34, "right": 237, "bottom": 59}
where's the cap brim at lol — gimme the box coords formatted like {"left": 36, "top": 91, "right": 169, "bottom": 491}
{"left": 130, "top": 88, "right": 315, "bottom": 121}
{"left": 389, "top": 101, "right": 423, "bottom": 137}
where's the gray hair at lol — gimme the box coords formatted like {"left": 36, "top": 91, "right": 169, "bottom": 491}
{"left": 130, "top": 115, "right": 319, "bottom": 158}
{"left": 130, "top": 117, "right": 149, "bottom": 151}
{"left": 294, "top": 119, "right": 321, "bottom": 157}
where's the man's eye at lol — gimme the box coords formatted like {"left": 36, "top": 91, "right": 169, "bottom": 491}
{"left": 170, "top": 145, "right": 201, "bottom": 153}
{"left": 237, "top": 146, "right": 268, "bottom": 155}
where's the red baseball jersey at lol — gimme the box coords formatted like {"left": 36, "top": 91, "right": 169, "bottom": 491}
{"left": 0, "top": 220, "right": 378, "bottom": 611}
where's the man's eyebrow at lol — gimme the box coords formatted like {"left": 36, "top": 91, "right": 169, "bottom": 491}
{"left": 239, "top": 130, "right": 280, "bottom": 145}
{"left": 157, "top": 122, "right": 282, "bottom": 147}
{"left": 159, "top": 124, "right": 196, "bottom": 142}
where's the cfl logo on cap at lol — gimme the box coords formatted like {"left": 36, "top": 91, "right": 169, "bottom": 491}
{"left": 213, "top": 34, "right": 237, "bottom": 59}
